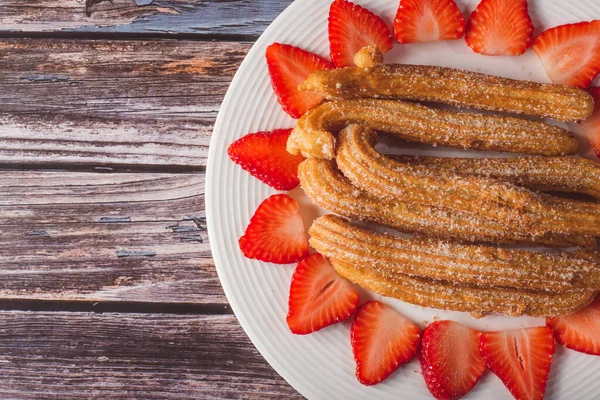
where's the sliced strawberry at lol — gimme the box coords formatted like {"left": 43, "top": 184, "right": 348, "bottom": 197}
{"left": 533, "top": 20, "right": 600, "bottom": 88}
{"left": 480, "top": 327, "right": 555, "bottom": 400}
{"left": 465, "top": 0, "right": 533, "bottom": 56}
{"left": 394, "top": 0, "right": 465, "bottom": 44}
{"left": 286, "top": 254, "right": 359, "bottom": 334}
{"left": 228, "top": 128, "right": 305, "bottom": 190}
{"left": 239, "top": 194, "right": 308, "bottom": 264}
{"left": 547, "top": 296, "right": 600, "bottom": 355}
{"left": 351, "top": 301, "right": 420, "bottom": 385}
{"left": 329, "top": 0, "right": 394, "bottom": 68}
{"left": 420, "top": 321, "right": 486, "bottom": 400}
{"left": 266, "top": 43, "right": 333, "bottom": 119}
{"left": 582, "top": 87, "right": 600, "bottom": 159}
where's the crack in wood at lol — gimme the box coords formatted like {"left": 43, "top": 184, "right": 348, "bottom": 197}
{"left": 167, "top": 225, "right": 201, "bottom": 233}
{"left": 181, "top": 235, "right": 203, "bottom": 243}
{"left": 115, "top": 250, "right": 157, "bottom": 258}
{"left": 98, "top": 216, "right": 132, "bottom": 223}
{"left": 185, "top": 214, "right": 207, "bottom": 230}
{"left": 24, "top": 231, "right": 50, "bottom": 237}
{"left": 167, "top": 221, "right": 205, "bottom": 243}
{"left": 0, "top": 299, "right": 232, "bottom": 314}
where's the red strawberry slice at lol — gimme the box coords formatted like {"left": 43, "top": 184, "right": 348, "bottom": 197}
{"left": 420, "top": 320, "right": 486, "bottom": 400}
{"left": 582, "top": 87, "right": 600, "bottom": 159}
{"left": 266, "top": 43, "right": 333, "bottom": 119}
{"left": 465, "top": 0, "right": 533, "bottom": 56}
{"left": 228, "top": 128, "right": 305, "bottom": 190}
{"left": 547, "top": 296, "right": 600, "bottom": 355}
{"left": 329, "top": 0, "right": 394, "bottom": 68}
{"left": 351, "top": 301, "right": 420, "bottom": 385}
{"left": 480, "top": 327, "right": 555, "bottom": 400}
{"left": 394, "top": 0, "right": 465, "bottom": 44}
{"left": 533, "top": 20, "right": 600, "bottom": 88}
{"left": 286, "top": 253, "right": 359, "bottom": 334}
{"left": 239, "top": 194, "right": 308, "bottom": 264}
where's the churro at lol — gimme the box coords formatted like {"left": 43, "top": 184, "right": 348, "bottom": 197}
{"left": 331, "top": 260, "right": 595, "bottom": 318}
{"left": 298, "top": 158, "right": 594, "bottom": 247}
{"left": 336, "top": 124, "right": 600, "bottom": 236}
{"left": 394, "top": 155, "right": 600, "bottom": 200}
{"left": 335, "top": 124, "right": 549, "bottom": 230}
{"left": 287, "top": 99, "right": 578, "bottom": 159}
{"left": 300, "top": 64, "right": 594, "bottom": 122}
{"left": 309, "top": 215, "right": 600, "bottom": 293}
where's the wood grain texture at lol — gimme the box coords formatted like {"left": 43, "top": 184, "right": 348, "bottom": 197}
{"left": 0, "top": 39, "right": 250, "bottom": 168}
{"left": 0, "top": 3, "right": 303, "bottom": 397}
{"left": 0, "top": 311, "right": 302, "bottom": 399}
{"left": 0, "top": 171, "right": 221, "bottom": 303}
{"left": 0, "top": 0, "right": 292, "bottom": 37}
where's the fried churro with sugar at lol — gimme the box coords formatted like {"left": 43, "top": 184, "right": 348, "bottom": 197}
{"left": 393, "top": 155, "right": 600, "bottom": 200}
{"left": 298, "top": 158, "right": 594, "bottom": 247}
{"left": 336, "top": 124, "right": 600, "bottom": 236}
{"left": 330, "top": 260, "right": 595, "bottom": 318}
{"left": 287, "top": 99, "right": 578, "bottom": 159}
{"left": 300, "top": 64, "right": 594, "bottom": 122}
{"left": 309, "top": 215, "right": 600, "bottom": 294}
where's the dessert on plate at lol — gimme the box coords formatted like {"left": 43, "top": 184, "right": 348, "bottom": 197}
{"left": 225, "top": 0, "right": 600, "bottom": 398}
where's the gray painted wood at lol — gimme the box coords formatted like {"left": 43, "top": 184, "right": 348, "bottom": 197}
{"left": 0, "top": 311, "right": 302, "bottom": 399}
{"left": 0, "top": 39, "right": 250, "bottom": 168}
{"left": 0, "top": 171, "right": 220, "bottom": 303}
{"left": 0, "top": 2, "right": 303, "bottom": 397}
{"left": 0, "top": 0, "right": 293, "bottom": 37}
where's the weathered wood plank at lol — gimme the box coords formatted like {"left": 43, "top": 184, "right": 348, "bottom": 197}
{"left": 0, "top": 0, "right": 292, "bottom": 37}
{"left": 0, "top": 171, "right": 220, "bottom": 303}
{"left": 0, "top": 39, "right": 250, "bottom": 168}
{"left": 0, "top": 311, "right": 301, "bottom": 399}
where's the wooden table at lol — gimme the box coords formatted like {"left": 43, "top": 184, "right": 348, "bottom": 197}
{"left": 0, "top": 1, "right": 303, "bottom": 398}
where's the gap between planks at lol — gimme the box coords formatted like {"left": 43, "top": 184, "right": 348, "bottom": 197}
{"left": 0, "top": 299, "right": 231, "bottom": 314}
{"left": 0, "top": 311, "right": 301, "bottom": 399}
{"left": 0, "top": 171, "right": 225, "bottom": 305}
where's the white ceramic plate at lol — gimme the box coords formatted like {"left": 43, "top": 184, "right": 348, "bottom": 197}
{"left": 206, "top": 1, "right": 600, "bottom": 398}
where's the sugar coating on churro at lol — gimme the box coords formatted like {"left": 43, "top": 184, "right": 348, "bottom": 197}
{"left": 287, "top": 99, "right": 579, "bottom": 160}
{"left": 298, "top": 158, "right": 594, "bottom": 247}
{"left": 335, "top": 124, "right": 600, "bottom": 237}
{"left": 330, "top": 259, "right": 595, "bottom": 318}
{"left": 300, "top": 64, "right": 594, "bottom": 122}
{"left": 309, "top": 215, "right": 600, "bottom": 294}
{"left": 395, "top": 155, "right": 600, "bottom": 200}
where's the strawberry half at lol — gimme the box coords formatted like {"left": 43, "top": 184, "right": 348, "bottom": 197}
{"left": 351, "top": 301, "right": 420, "bottom": 385}
{"left": 228, "top": 128, "right": 305, "bottom": 190}
{"left": 420, "top": 321, "right": 486, "bottom": 400}
{"left": 286, "top": 253, "right": 359, "bottom": 334}
{"left": 394, "top": 0, "right": 465, "bottom": 44}
{"left": 582, "top": 87, "right": 600, "bottom": 159}
{"left": 547, "top": 296, "right": 600, "bottom": 355}
{"left": 239, "top": 194, "right": 308, "bottom": 264}
{"left": 533, "top": 20, "right": 600, "bottom": 88}
{"left": 465, "top": 0, "right": 533, "bottom": 56}
{"left": 329, "top": 0, "right": 394, "bottom": 68}
{"left": 266, "top": 43, "right": 333, "bottom": 119}
{"left": 480, "top": 327, "right": 555, "bottom": 400}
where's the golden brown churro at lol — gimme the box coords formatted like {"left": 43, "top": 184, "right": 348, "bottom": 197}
{"left": 300, "top": 64, "right": 594, "bottom": 122}
{"left": 298, "top": 158, "right": 594, "bottom": 247}
{"left": 330, "top": 260, "right": 595, "bottom": 318}
{"left": 309, "top": 215, "right": 600, "bottom": 294}
{"left": 394, "top": 155, "right": 600, "bottom": 200}
{"left": 335, "top": 124, "right": 548, "bottom": 230}
{"left": 287, "top": 99, "right": 578, "bottom": 159}
{"left": 336, "top": 124, "right": 600, "bottom": 236}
